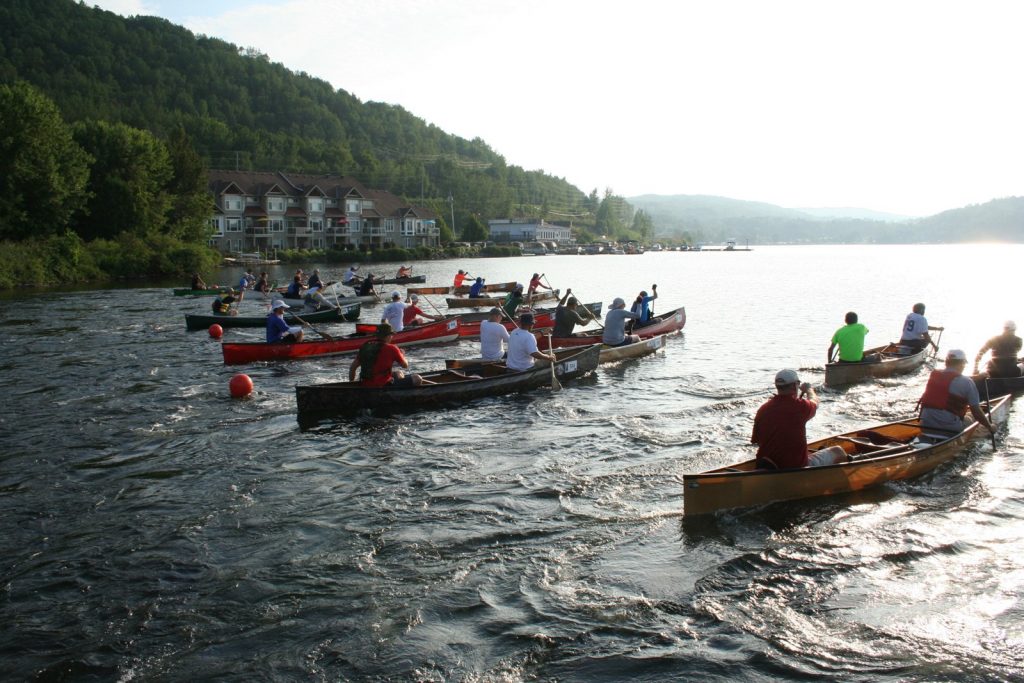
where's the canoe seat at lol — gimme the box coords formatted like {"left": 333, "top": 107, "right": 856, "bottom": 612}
{"left": 836, "top": 436, "right": 905, "bottom": 451}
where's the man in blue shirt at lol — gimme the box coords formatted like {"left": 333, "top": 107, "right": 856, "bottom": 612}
{"left": 630, "top": 284, "right": 658, "bottom": 327}
{"left": 266, "top": 300, "right": 304, "bottom": 343}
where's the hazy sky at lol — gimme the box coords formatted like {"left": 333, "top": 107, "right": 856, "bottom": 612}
{"left": 92, "top": 0, "right": 1022, "bottom": 216}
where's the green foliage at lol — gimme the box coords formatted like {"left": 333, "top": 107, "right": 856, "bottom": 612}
{"left": 460, "top": 215, "right": 489, "bottom": 242}
{"left": 0, "top": 231, "right": 101, "bottom": 288}
{"left": 84, "top": 232, "right": 220, "bottom": 278}
{"left": 0, "top": 81, "right": 91, "bottom": 240}
{"left": 71, "top": 119, "right": 173, "bottom": 240}
{"left": 164, "top": 126, "right": 213, "bottom": 242}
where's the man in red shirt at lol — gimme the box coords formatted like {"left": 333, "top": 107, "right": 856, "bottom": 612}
{"left": 751, "top": 369, "right": 844, "bottom": 469}
{"left": 348, "top": 324, "right": 427, "bottom": 387}
{"left": 403, "top": 293, "right": 444, "bottom": 327}
{"left": 453, "top": 269, "right": 470, "bottom": 288}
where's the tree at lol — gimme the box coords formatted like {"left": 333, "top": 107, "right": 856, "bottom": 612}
{"left": 72, "top": 120, "right": 172, "bottom": 240}
{"left": 631, "top": 209, "right": 655, "bottom": 243}
{"left": 164, "top": 126, "right": 213, "bottom": 242}
{"left": 460, "top": 214, "right": 489, "bottom": 242}
{"left": 0, "top": 81, "right": 91, "bottom": 240}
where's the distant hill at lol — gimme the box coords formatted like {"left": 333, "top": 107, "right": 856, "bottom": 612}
{"left": 628, "top": 194, "right": 1024, "bottom": 244}
{"left": 795, "top": 207, "right": 914, "bottom": 222}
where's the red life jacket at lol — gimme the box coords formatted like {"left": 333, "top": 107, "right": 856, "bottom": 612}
{"left": 920, "top": 370, "right": 968, "bottom": 416}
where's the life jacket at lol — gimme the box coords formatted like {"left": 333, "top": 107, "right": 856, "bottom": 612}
{"left": 211, "top": 294, "right": 233, "bottom": 314}
{"left": 920, "top": 370, "right": 968, "bottom": 416}
{"left": 357, "top": 341, "right": 385, "bottom": 384}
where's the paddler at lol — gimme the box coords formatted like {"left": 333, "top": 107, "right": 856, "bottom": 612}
{"left": 973, "top": 321, "right": 1023, "bottom": 378}
{"left": 920, "top": 349, "right": 994, "bottom": 435}
{"left": 266, "top": 299, "right": 303, "bottom": 343}
{"left": 752, "top": 369, "right": 846, "bottom": 469}
{"left": 211, "top": 291, "right": 239, "bottom": 316}
{"left": 553, "top": 288, "right": 589, "bottom": 338}
{"left": 348, "top": 323, "right": 429, "bottom": 387}
{"left": 479, "top": 307, "right": 510, "bottom": 361}
{"left": 190, "top": 273, "right": 207, "bottom": 290}
{"left": 899, "top": 302, "right": 942, "bottom": 353}
{"left": 827, "top": 311, "right": 870, "bottom": 363}
{"left": 402, "top": 294, "right": 443, "bottom": 327}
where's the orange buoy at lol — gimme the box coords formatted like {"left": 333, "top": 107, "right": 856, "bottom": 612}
{"left": 229, "top": 373, "right": 253, "bottom": 398}
{"left": 209, "top": 324, "right": 224, "bottom": 339}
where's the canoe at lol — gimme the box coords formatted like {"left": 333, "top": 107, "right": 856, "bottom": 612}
{"left": 185, "top": 304, "right": 359, "bottom": 331}
{"left": 454, "top": 302, "right": 602, "bottom": 338}
{"left": 445, "top": 289, "right": 559, "bottom": 308}
{"left": 281, "top": 294, "right": 378, "bottom": 307}
{"left": 459, "top": 333, "right": 668, "bottom": 365}
{"left": 222, "top": 318, "right": 460, "bottom": 364}
{"left": 824, "top": 342, "right": 929, "bottom": 387}
{"left": 682, "top": 395, "right": 1010, "bottom": 516}
{"left": 452, "top": 280, "right": 518, "bottom": 295}
{"left": 173, "top": 287, "right": 236, "bottom": 296}
{"left": 972, "top": 373, "right": 1024, "bottom": 399}
{"left": 295, "top": 344, "right": 601, "bottom": 420}
{"left": 537, "top": 306, "right": 686, "bottom": 348}
{"left": 406, "top": 286, "right": 452, "bottom": 296}
{"left": 375, "top": 275, "right": 427, "bottom": 285}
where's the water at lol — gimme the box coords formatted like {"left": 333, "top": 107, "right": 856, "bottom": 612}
{"left": 3, "top": 245, "right": 1024, "bottom": 681}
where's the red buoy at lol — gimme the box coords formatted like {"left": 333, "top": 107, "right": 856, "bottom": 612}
{"left": 209, "top": 324, "right": 223, "bottom": 339}
{"left": 229, "top": 373, "right": 253, "bottom": 398}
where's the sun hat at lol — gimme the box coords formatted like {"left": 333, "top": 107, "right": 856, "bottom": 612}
{"left": 774, "top": 369, "right": 800, "bottom": 386}
{"left": 520, "top": 313, "right": 535, "bottom": 326}
{"left": 1005, "top": 320, "right": 1017, "bottom": 331}
{"left": 376, "top": 323, "right": 394, "bottom": 337}
{"left": 271, "top": 299, "right": 287, "bottom": 310}
{"left": 946, "top": 349, "right": 967, "bottom": 363}
{"left": 610, "top": 297, "right": 626, "bottom": 309}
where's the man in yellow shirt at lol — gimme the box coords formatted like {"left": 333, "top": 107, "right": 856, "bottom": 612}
{"left": 828, "top": 311, "right": 869, "bottom": 362}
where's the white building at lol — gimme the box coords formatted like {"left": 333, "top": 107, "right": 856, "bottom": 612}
{"left": 487, "top": 219, "right": 573, "bottom": 244}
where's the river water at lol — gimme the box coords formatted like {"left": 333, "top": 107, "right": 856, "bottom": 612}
{"left": 2, "top": 244, "right": 1023, "bottom": 681}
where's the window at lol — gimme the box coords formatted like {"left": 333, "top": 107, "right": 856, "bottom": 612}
{"left": 267, "top": 198, "right": 285, "bottom": 212}
{"left": 310, "top": 220, "right": 323, "bottom": 231}
{"left": 271, "top": 220, "right": 284, "bottom": 232}
{"left": 225, "top": 198, "right": 243, "bottom": 211}
{"left": 308, "top": 199, "right": 323, "bottom": 213}
{"left": 346, "top": 199, "right": 360, "bottom": 213}
{"left": 401, "top": 220, "right": 413, "bottom": 236}
{"left": 312, "top": 238, "right": 324, "bottom": 248}
{"left": 226, "top": 218, "right": 242, "bottom": 232}
{"left": 210, "top": 219, "right": 224, "bottom": 236}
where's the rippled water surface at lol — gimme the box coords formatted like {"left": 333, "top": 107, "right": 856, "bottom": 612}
{"left": 3, "top": 245, "right": 1024, "bottom": 681}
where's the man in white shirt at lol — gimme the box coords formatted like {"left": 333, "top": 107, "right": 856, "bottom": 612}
{"left": 506, "top": 313, "right": 555, "bottom": 371}
{"left": 381, "top": 291, "right": 407, "bottom": 332}
{"left": 900, "top": 302, "right": 942, "bottom": 353}
{"left": 479, "top": 308, "right": 511, "bottom": 360}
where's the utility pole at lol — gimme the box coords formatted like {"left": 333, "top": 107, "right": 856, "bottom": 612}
{"left": 448, "top": 192, "right": 455, "bottom": 238}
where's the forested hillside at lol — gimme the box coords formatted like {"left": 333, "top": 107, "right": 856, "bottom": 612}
{"left": 0, "top": 0, "right": 611, "bottom": 231}
{"left": 629, "top": 194, "right": 1024, "bottom": 245}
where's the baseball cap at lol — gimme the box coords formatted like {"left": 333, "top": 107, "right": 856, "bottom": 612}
{"left": 946, "top": 349, "right": 967, "bottom": 363}
{"left": 610, "top": 297, "right": 626, "bottom": 309}
{"left": 271, "top": 299, "right": 287, "bottom": 310}
{"left": 774, "top": 369, "right": 800, "bottom": 386}
{"left": 488, "top": 307, "right": 502, "bottom": 316}
{"left": 391, "top": 291, "right": 401, "bottom": 299}
{"left": 1005, "top": 320, "right": 1017, "bottom": 331}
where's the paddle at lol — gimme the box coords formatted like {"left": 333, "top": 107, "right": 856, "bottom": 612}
{"left": 545, "top": 333, "right": 561, "bottom": 391}
{"left": 570, "top": 289, "right": 604, "bottom": 330}
{"left": 984, "top": 378, "right": 997, "bottom": 450}
{"left": 289, "top": 312, "right": 332, "bottom": 341}
{"left": 930, "top": 327, "right": 944, "bottom": 359}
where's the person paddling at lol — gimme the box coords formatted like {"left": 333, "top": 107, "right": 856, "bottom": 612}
{"left": 920, "top": 349, "right": 994, "bottom": 435}
{"left": 348, "top": 323, "right": 429, "bottom": 387}
{"left": 266, "top": 299, "right": 304, "bottom": 343}
{"left": 973, "top": 321, "right": 1023, "bottom": 378}
{"left": 191, "top": 273, "right": 207, "bottom": 290}
{"left": 553, "top": 289, "right": 588, "bottom": 338}
{"left": 900, "top": 302, "right": 942, "bottom": 353}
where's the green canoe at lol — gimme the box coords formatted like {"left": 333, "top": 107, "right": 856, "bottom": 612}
{"left": 185, "top": 304, "right": 360, "bottom": 331}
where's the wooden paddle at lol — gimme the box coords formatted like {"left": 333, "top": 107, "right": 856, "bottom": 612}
{"left": 570, "top": 289, "right": 604, "bottom": 330}
{"left": 930, "top": 327, "right": 944, "bottom": 359}
{"left": 983, "top": 378, "right": 997, "bottom": 450}
{"left": 289, "top": 312, "right": 332, "bottom": 341}
{"left": 545, "top": 333, "right": 561, "bottom": 391}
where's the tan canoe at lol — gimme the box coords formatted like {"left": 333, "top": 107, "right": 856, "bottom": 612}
{"left": 824, "top": 342, "right": 930, "bottom": 387}
{"left": 445, "top": 289, "right": 559, "bottom": 309}
{"left": 682, "top": 395, "right": 1009, "bottom": 516}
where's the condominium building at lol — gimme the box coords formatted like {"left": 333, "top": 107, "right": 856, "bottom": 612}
{"left": 208, "top": 170, "right": 439, "bottom": 253}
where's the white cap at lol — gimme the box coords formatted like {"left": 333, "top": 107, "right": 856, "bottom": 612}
{"left": 610, "top": 297, "right": 626, "bottom": 309}
{"left": 774, "top": 368, "right": 800, "bottom": 386}
{"left": 1005, "top": 320, "right": 1017, "bottom": 331}
{"left": 946, "top": 349, "right": 967, "bottom": 362}
{"left": 271, "top": 299, "right": 287, "bottom": 310}
{"left": 391, "top": 291, "right": 401, "bottom": 299}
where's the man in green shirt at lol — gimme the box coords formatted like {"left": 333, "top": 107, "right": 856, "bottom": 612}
{"left": 828, "top": 311, "right": 869, "bottom": 362}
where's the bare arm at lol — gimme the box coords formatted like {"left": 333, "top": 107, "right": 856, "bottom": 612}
{"left": 348, "top": 356, "right": 361, "bottom": 382}
{"left": 969, "top": 404, "right": 994, "bottom": 433}
{"left": 827, "top": 342, "right": 837, "bottom": 363}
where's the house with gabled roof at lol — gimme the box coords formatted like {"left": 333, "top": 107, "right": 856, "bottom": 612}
{"left": 208, "top": 170, "right": 440, "bottom": 254}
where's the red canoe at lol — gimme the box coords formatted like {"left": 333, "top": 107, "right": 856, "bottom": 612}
{"left": 222, "top": 318, "right": 461, "bottom": 365}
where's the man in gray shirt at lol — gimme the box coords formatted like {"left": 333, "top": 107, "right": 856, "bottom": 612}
{"left": 919, "top": 349, "right": 994, "bottom": 435}
{"left": 602, "top": 297, "right": 641, "bottom": 346}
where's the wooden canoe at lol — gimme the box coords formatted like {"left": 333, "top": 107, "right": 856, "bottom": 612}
{"left": 406, "top": 286, "right": 452, "bottom": 296}
{"left": 452, "top": 280, "right": 518, "bottom": 295}
{"left": 185, "top": 304, "right": 359, "bottom": 331}
{"left": 972, "top": 373, "right": 1024, "bottom": 399}
{"left": 222, "top": 318, "right": 460, "bottom": 364}
{"left": 454, "top": 302, "right": 602, "bottom": 338}
{"left": 281, "top": 293, "right": 378, "bottom": 307}
{"left": 295, "top": 344, "right": 601, "bottom": 420}
{"left": 824, "top": 342, "right": 929, "bottom": 387}
{"left": 173, "top": 287, "right": 236, "bottom": 296}
{"left": 375, "top": 275, "right": 427, "bottom": 285}
{"left": 538, "top": 307, "right": 686, "bottom": 348}
{"left": 682, "top": 395, "right": 1010, "bottom": 516}
{"left": 445, "top": 289, "right": 559, "bottom": 309}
